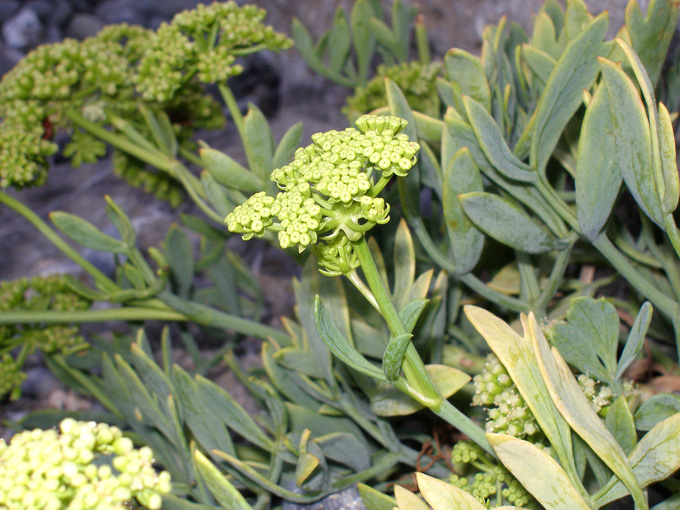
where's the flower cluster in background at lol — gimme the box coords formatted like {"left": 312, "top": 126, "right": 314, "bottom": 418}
{"left": 0, "top": 418, "right": 171, "bottom": 510}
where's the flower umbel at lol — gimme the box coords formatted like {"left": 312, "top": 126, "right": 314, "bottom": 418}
{"left": 226, "top": 115, "right": 420, "bottom": 274}
{"left": 0, "top": 418, "right": 171, "bottom": 510}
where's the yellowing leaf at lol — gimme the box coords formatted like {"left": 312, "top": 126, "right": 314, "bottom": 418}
{"left": 488, "top": 433, "right": 590, "bottom": 510}
{"left": 416, "top": 473, "right": 488, "bottom": 510}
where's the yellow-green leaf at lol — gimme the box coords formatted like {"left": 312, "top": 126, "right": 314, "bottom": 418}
{"left": 488, "top": 433, "right": 590, "bottom": 510}
{"left": 416, "top": 473, "right": 487, "bottom": 510}
{"left": 529, "top": 314, "right": 647, "bottom": 509}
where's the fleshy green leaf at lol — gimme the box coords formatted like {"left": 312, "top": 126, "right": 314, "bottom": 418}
{"left": 549, "top": 296, "right": 619, "bottom": 385}
{"left": 315, "top": 296, "right": 386, "bottom": 381}
{"left": 164, "top": 225, "right": 194, "bottom": 299}
{"left": 350, "top": 0, "right": 376, "bottom": 84}
{"left": 463, "top": 96, "right": 535, "bottom": 183}
{"left": 392, "top": 219, "right": 416, "bottom": 310}
{"left": 599, "top": 57, "right": 664, "bottom": 228}
{"left": 488, "top": 433, "right": 590, "bottom": 510}
{"left": 657, "top": 102, "right": 679, "bottom": 213}
{"left": 530, "top": 13, "right": 607, "bottom": 176}
{"left": 633, "top": 393, "right": 680, "bottom": 431}
{"left": 445, "top": 49, "right": 491, "bottom": 114}
{"left": 370, "top": 365, "right": 469, "bottom": 416}
{"left": 328, "top": 9, "right": 352, "bottom": 74}
{"left": 394, "top": 485, "right": 431, "bottom": 510}
{"left": 416, "top": 472, "right": 488, "bottom": 510}
{"left": 460, "top": 192, "right": 565, "bottom": 254}
{"left": 594, "top": 412, "right": 680, "bottom": 507}
{"left": 272, "top": 122, "right": 304, "bottom": 170}
{"left": 358, "top": 483, "right": 396, "bottom": 510}
{"left": 616, "top": 301, "right": 652, "bottom": 380}
{"left": 382, "top": 333, "right": 413, "bottom": 381}
{"left": 606, "top": 396, "right": 637, "bottom": 456}
{"left": 200, "top": 146, "right": 263, "bottom": 193}
{"left": 50, "top": 212, "right": 127, "bottom": 253}
{"left": 522, "top": 44, "right": 557, "bottom": 84}
{"left": 243, "top": 103, "right": 275, "bottom": 182}
{"left": 442, "top": 147, "right": 484, "bottom": 275}
{"left": 194, "top": 450, "right": 253, "bottom": 510}
{"left": 626, "top": 0, "right": 680, "bottom": 86}
{"left": 575, "top": 84, "right": 621, "bottom": 241}
{"left": 464, "top": 306, "right": 576, "bottom": 484}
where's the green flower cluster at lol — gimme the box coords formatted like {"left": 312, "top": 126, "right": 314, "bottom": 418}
{"left": 344, "top": 61, "right": 442, "bottom": 121}
{"left": 450, "top": 441, "right": 534, "bottom": 508}
{"left": 226, "top": 115, "right": 420, "bottom": 274}
{"left": 135, "top": 2, "right": 292, "bottom": 102}
{"left": 0, "top": 275, "right": 92, "bottom": 399}
{"left": 472, "top": 354, "right": 637, "bottom": 441}
{"left": 0, "top": 418, "right": 171, "bottom": 510}
{"left": 472, "top": 354, "right": 541, "bottom": 441}
{"left": 0, "top": 354, "right": 27, "bottom": 401}
{"left": 0, "top": 17, "right": 225, "bottom": 196}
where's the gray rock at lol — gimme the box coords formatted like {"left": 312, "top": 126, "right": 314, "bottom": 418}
{"left": 0, "top": 44, "right": 22, "bottom": 76}
{"left": 282, "top": 486, "right": 366, "bottom": 510}
{"left": 65, "top": 13, "right": 103, "bottom": 40}
{"left": 0, "top": 0, "right": 19, "bottom": 24}
{"left": 2, "top": 7, "right": 42, "bottom": 49}
{"left": 95, "top": 1, "right": 144, "bottom": 26}
{"left": 32, "top": 0, "right": 73, "bottom": 27}
{"left": 44, "top": 25, "right": 63, "bottom": 44}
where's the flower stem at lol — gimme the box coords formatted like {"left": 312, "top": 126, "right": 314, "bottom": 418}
{"left": 352, "top": 236, "right": 492, "bottom": 454}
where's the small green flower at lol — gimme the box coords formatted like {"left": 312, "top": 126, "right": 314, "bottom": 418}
{"left": 0, "top": 419, "right": 171, "bottom": 510}
{"left": 226, "top": 115, "right": 420, "bottom": 274}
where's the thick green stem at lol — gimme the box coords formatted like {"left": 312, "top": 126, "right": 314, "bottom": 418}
{"left": 0, "top": 191, "right": 119, "bottom": 294}
{"left": 218, "top": 83, "right": 246, "bottom": 141}
{"left": 159, "top": 291, "right": 289, "bottom": 344}
{"left": 66, "top": 110, "right": 174, "bottom": 172}
{"left": 352, "top": 237, "right": 493, "bottom": 454}
{"left": 0, "top": 308, "right": 186, "bottom": 324}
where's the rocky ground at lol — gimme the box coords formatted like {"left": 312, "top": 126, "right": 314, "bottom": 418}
{"left": 0, "top": 0, "right": 663, "bottom": 508}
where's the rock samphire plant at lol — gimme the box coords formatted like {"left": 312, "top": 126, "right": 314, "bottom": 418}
{"left": 2, "top": 0, "right": 680, "bottom": 509}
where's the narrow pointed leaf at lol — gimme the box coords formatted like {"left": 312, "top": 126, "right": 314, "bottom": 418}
{"left": 522, "top": 44, "right": 557, "bottom": 84}
{"left": 315, "top": 296, "right": 386, "bottom": 381}
{"left": 382, "top": 333, "right": 413, "bottom": 381}
{"left": 658, "top": 102, "right": 679, "bottom": 213}
{"left": 244, "top": 104, "right": 275, "bottom": 182}
{"left": 488, "top": 433, "right": 590, "bottom": 510}
{"left": 398, "top": 298, "right": 429, "bottom": 333}
{"left": 616, "top": 301, "right": 652, "bottom": 379}
{"left": 350, "top": 0, "right": 375, "bottom": 83}
{"left": 392, "top": 219, "right": 416, "bottom": 309}
{"left": 50, "top": 212, "right": 127, "bottom": 253}
{"left": 531, "top": 13, "right": 608, "bottom": 176}
{"left": 463, "top": 96, "right": 535, "bottom": 182}
{"left": 194, "top": 450, "right": 253, "bottom": 510}
{"left": 272, "top": 122, "right": 304, "bottom": 170}
{"left": 328, "top": 10, "right": 351, "bottom": 74}
{"left": 200, "top": 147, "right": 263, "bottom": 193}
{"left": 460, "top": 192, "right": 565, "bottom": 254}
